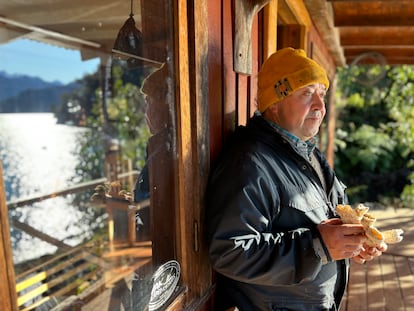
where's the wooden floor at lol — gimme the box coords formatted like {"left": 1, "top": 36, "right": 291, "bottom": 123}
{"left": 340, "top": 207, "right": 414, "bottom": 311}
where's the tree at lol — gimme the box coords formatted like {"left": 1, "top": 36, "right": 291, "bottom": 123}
{"left": 56, "top": 60, "right": 150, "bottom": 183}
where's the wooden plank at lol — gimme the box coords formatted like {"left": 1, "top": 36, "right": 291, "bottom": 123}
{"left": 394, "top": 256, "right": 414, "bottom": 310}
{"left": 207, "top": 0, "right": 224, "bottom": 161}
{"left": 366, "top": 258, "right": 385, "bottom": 311}
{"left": 250, "top": 10, "right": 259, "bottom": 117}
{"left": 191, "top": 0, "right": 214, "bottom": 300}
{"left": 381, "top": 255, "right": 404, "bottom": 310}
{"left": 331, "top": 2, "right": 414, "bottom": 27}
{"left": 0, "top": 160, "right": 18, "bottom": 311}
{"left": 237, "top": 74, "right": 248, "bottom": 125}
{"left": 340, "top": 26, "right": 414, "bottom": 46}
{"left": 176, "top": 0, "right": 193, "bottom": 289}
{"left": 223, "top": 0, "right": 237, "bottom": 133}
{"left": 346, "top": 261, "right": 368, "bottom": 311}
{"left": 7, "top": 171, "right": 138, "bottom": 210}
{"left": 16, "top": 247, "right": 81, "bottom": 279}
{"left": 344, "top": 48, "right": 414, "bottom": 65}
{"left": 262, "top": 0, "right": 278, "bottom": 60}
{"left": 11, "top": 218, "right": 72, "bottom": 250}
{"left": 17, "top": 260, "right": 99, "bottom": 306}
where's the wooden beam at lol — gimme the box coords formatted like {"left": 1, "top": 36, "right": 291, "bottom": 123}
{"left": 282, "top": 0, "right": 313, "bottom": 27}
{"left": 263, "top": 0, "right": 278, "bottom": 60}
{"left": 340, "top": 26, "right": 414, "bottom": 46}
{"left": 331, "top": 1, "right": 414, "bottom": 26}
{"left": 304, "top": 0, "right": 346, "bottom": 66}
{"left": 344, "top": 47, "right": 414, "bottom": 64}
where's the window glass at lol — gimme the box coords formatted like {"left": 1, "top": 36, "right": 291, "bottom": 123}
{"left": 0, "top": 1, "right": 180, "bottom": 310}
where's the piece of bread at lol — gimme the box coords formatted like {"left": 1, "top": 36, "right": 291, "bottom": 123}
{"left": 335, "top": 203, "right": 404, "bottom": 248}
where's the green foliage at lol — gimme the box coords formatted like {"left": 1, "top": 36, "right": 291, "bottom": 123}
{"left": 335, "top": 65, "right": 414, "bottom": 206}
{"left": 401, "top": 172, "right": 414, "bottom": 207}
{"left": 56, "top": 61, "right": 151, "bottom": 184}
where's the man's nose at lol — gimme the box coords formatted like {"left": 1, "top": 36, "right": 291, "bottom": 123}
{"left": 312, "top": 93, "right": 325, "bottom": 110}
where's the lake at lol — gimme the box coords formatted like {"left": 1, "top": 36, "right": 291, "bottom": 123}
{"left": 0, "top": 113, "right": 96, "bottom": 264}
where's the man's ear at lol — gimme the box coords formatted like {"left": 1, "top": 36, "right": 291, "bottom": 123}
{"left": 261, "top": 102, "right": 278, "bottom": 120}
{"left": 267, "top": 102, "right": 278, "bottom": 113}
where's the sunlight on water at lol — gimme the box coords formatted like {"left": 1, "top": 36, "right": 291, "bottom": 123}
{"left": 0, "top": 113, "right": 93, "bottom": 264}
{"left": 0, "top": 113, "right": 87, "bottom": 200}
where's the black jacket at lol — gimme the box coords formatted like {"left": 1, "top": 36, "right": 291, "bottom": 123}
{"left": 206, "top": 115, "right": 349, "bottom": 311}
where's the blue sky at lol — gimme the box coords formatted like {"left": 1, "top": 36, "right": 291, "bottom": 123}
{"left": 0, "top": 39, "right": 100, "bottom": 84}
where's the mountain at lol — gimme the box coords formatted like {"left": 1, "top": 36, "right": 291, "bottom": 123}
{"left": 0, "top": 72, "right": 79, "bottom": 113}
{"left": 0, "top": 71, "right": 63, "bottom": 100}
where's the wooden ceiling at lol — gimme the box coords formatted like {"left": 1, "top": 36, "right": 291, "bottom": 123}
{"left": 328, "top": 0, "right": 414, "bottom": 65}
{"left": 0, "top": 0, "right": 413, "bottom": 66}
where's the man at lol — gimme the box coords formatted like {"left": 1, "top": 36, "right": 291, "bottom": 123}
{"left": 206, "top": 47, "right": 386, "bottom": 311}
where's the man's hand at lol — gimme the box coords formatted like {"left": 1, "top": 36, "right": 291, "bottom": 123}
{"left": 317, "top": 218, "right": 366, "bottom": 260}
{"left": 352, "top": 241, "right": 388, "bottom": 264}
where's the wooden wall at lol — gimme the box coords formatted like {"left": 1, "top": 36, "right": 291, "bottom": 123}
{"left": 208, "top": 0, "right": 261, "bottom": 164}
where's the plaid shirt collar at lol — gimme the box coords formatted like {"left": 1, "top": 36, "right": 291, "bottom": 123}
{"left": 263, "top": 116, "right": 317, "bottom": 160}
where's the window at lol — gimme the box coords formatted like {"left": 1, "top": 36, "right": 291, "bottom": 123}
{"left": 0, "top": 1, "right": 181, "bottom": 310}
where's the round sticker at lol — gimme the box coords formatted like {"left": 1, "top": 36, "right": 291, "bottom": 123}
{"left": 149, "top": 260, "right": 181, "bottom": 310}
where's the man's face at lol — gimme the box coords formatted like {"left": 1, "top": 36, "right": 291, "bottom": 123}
{"left": 141, "top": 65, "right": 168, "bottom": 134}
{"left": 265, "top": 83, "right": 327, "bottom": 141}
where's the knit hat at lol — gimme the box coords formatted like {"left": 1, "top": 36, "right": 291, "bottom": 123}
{"left": 257, "top": 47, "right": 329, "bottom": 113}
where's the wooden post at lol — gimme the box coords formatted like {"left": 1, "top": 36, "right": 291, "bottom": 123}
{"left": 0, "top": 160, "right": 18, "bottom": 311}
{"left": 326, "top": 74, "right": 337, "bottom": 168}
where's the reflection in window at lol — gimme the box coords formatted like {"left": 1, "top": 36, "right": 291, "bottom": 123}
{"left": 3, "top": 31, "right": 179, "bottom": 311}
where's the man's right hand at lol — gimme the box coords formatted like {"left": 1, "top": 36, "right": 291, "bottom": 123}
{"left": 317, "top": 218, "right": 366, "bottom": 260}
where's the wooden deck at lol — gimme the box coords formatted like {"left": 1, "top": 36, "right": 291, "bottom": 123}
{"left": 341, "top": 207, "right": 414, "bottom": 311}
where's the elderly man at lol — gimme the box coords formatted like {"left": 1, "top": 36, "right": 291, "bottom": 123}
{"left": 206, "top": 47, "right": 386, "bottom": 311}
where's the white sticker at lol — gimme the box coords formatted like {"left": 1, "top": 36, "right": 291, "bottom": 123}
{"left": 149, "top": 260, "right": 181, "bottom": 310}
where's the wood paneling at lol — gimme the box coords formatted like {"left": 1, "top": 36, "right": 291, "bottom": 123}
{"left": 277, "top": 24, "right": 306, "bottom": 50}
{"left": 208, "top": 0, "right": 225, "bottom": 162}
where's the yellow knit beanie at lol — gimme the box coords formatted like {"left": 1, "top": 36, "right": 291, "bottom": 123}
{"left": 257, "top": 47, "right": 329, "bottom": 113}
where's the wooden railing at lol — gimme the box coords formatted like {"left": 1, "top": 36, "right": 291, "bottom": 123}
{"left": 16, "top": 246, "right": 103, "bottom": 311}
{"left": 7, "top": 171, "right": 152, "bottom": 311}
